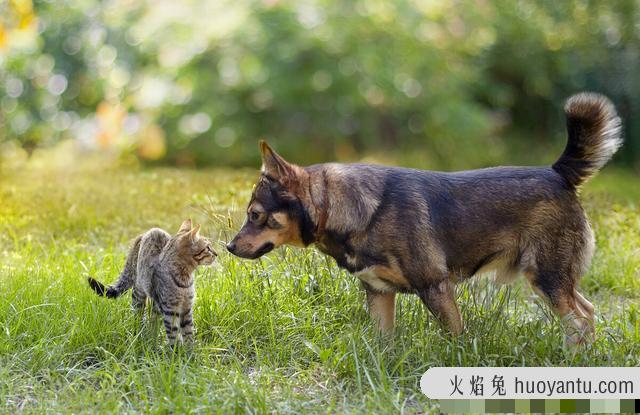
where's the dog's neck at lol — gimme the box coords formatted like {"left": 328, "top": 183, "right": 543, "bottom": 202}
{"left": 292, "top": 167, "right": 329, "bottom": 244}
{"left": 311, "top": 170, "right": 329, "bottom": 241}
{"left": 303, "top": 163, "right": 383, "bottom": 241}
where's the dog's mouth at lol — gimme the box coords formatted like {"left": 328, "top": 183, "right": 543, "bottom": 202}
{"left": 251, "top": 242, "right": 275, "bottom": 259}
{"left": 235, "top": 242, "right": 275, "bottom": 259}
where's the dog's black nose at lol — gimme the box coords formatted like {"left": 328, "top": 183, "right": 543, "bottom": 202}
{"left": 226, "top": 242, "right": 236, "bottom": 253}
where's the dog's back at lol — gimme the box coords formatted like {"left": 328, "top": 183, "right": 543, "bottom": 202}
{"left": 322, "top": 93, "right": 621, "bottom": 278}
{"left": 416, "top": 166, "right": 582, "bottom": 281}
{"left": 432, "top": 93, "right": 621, "bottom": 283}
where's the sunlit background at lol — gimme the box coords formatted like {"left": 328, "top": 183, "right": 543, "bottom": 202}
{"left": 1, "top": 0, "right": 639, "bottom": 170}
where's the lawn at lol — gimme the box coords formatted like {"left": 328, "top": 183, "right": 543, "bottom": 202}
{"left": 1, "top": 160, "right": 639, "bottom": 414}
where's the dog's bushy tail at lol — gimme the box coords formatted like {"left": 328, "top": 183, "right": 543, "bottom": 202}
{"left": 87, "top": 235, "right": 142, "bottom": 299}
{"left": 553, "top": 92, "right": 623, "bottom": 188}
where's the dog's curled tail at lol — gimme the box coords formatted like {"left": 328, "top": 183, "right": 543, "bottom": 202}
{"left": 553, "top": 92, "right": 623, "bottom": 188}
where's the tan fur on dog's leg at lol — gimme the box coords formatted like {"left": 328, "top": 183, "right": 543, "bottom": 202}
{"left": 573, "top": 289, "right": 595, "bottom": 335}
{"left": 574, "top": 290, "right": 595, "bottom": 315}
{"left": 419, "top": 281, "right": 463, "bottom": 335}
{"left": 558, "top": 297, "right": 594, "bottom": 347}
{"left": 365, "top": 290, "right": 396, "bottom": 334}
{"left": 525, "top": 271, "right": 594, "bottom": 347}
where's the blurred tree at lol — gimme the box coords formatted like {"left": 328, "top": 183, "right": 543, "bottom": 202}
{"left": 476, "top": 0, "right": 640, "bottom": 166}
{"left": 1, "top": 0, "right": 638, "bottom": 169}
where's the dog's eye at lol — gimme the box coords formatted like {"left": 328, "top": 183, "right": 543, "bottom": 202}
{"left": 249, "top": 211, "right": 263, "bottom": 223}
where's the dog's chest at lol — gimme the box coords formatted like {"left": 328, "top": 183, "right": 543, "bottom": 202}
{"left": 349, "top": 254, "right": 410, "bottom": 293}
{"left": 316, "top": 236, "right": 360, "bottom": 273}
{"left": 317, "top": 234, "right": 410, "bottom": 292}
{"left": 354, "top": 267, "right": 396, "bottom": 292}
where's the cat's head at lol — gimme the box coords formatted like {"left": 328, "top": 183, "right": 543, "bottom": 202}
{"left": 175, "top": 219, "right": 217, "bottom": 266}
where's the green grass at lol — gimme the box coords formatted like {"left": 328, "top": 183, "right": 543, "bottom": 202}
{"left": 0, "top": 162, "right": 639, "bottom": 414}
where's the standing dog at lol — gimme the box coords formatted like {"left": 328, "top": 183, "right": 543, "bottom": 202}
{"left": 227, "top": 93, "right": 622, "bottom": 346}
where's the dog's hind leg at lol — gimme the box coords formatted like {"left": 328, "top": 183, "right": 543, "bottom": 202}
{"left": 574, "top": 289, "right": 595, "bottom": 316}
{"left": 525, "top": 270, "right": 594, "bottom": 347}
{"left": 418, "top": 280, "right": 463, "bottom": 335}
{"left": 522, "top": 224, "right": 596, "bottom": 346}
{"left": 573, "top": 288, "right": 595, "bottom": 336}
{"left": 365, "top": 289, "right": 396, "bottom": 334}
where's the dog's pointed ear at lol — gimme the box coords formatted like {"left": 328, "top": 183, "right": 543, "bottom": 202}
{"left": 177, "top": 219, "right": 192, "bottom": 234}
{"left": 260, "top": 140, "right": 295, "bottom": 180}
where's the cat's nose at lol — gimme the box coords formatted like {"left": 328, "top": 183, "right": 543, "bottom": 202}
{"left": 226, "top": 242, "right": 236, "bottom": 253}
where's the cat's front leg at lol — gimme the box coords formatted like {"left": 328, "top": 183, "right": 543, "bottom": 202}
{"left": 162, "top": 310, "right": 181, "bottom": 345}
{"left": 180, "top": 308, "right": 194, "bottom": 344}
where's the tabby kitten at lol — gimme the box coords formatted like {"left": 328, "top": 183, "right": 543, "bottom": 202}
{"left": 88, "top": 219, "right": 217, "bottom": 344}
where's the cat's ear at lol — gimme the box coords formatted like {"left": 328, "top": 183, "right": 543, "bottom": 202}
{"left": 178, "top": 219, "right": 192, "bottom": 234}
{"left": 260, "top": 140, "right": 295, "bottom": 181}
{"left": 189, "top": 224, "right": 201, "bottom": 241}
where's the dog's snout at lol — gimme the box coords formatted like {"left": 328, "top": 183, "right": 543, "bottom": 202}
{"left": 226, "top": 241, "right": 236, "bottom": 253}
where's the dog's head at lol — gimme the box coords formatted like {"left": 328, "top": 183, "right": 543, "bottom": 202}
{"left": 227, "top": 141, "right": 315, "bottom": 259}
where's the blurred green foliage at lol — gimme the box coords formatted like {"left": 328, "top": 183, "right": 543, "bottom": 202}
{"left": 1, "top": 0, "right": 639, "bottom": 169}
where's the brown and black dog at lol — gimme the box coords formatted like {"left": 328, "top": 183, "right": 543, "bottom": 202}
{"left": 227, "top": 93, "right": 622, "bottom": 346}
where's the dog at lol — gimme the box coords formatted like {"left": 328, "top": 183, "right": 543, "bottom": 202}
{"left": 227, "top": 93, "right": 622, "bottom": 346}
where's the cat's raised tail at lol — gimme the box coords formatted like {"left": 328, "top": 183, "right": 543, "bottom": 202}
{"left": 87, "top": 235, "right": 142, "bottom": 299}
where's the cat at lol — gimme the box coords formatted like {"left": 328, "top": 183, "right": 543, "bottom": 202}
{"left": 88, "top": 219, "right": 217, "bottom": 344}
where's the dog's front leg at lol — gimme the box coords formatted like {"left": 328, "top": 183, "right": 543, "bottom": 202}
{"left": 365, "top": 289, "right": 396, "bottom": 333}
{"left": 418, "top": 280, "right": 463, "bottom": 335}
